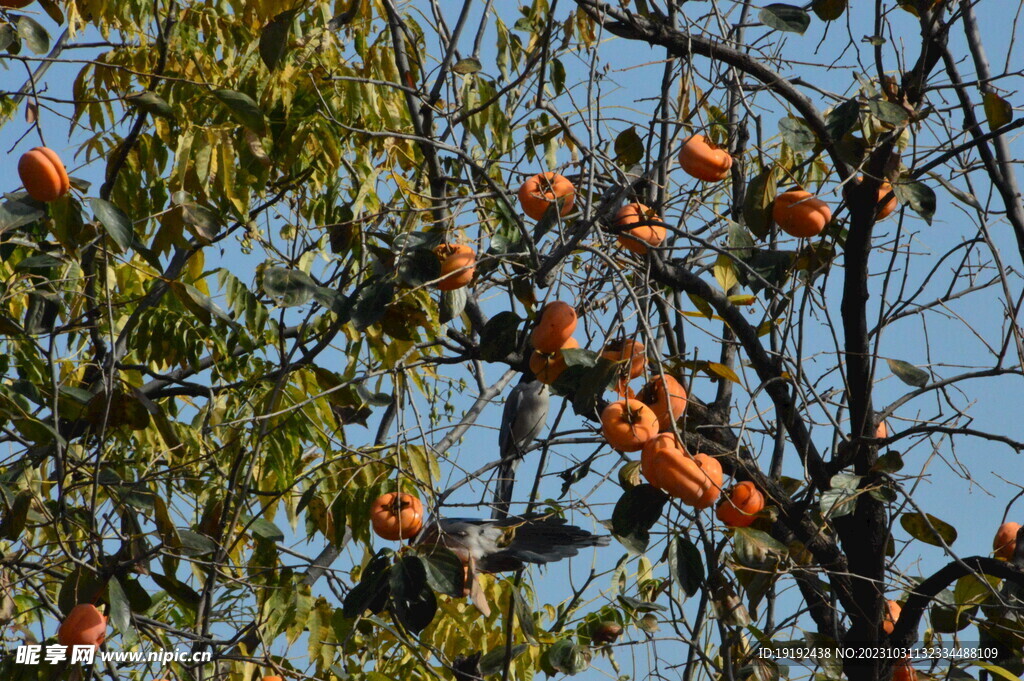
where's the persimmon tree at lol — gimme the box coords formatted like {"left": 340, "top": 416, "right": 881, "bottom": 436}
{"left": 1, "top": 1, "right": 1023, "bottom": 681}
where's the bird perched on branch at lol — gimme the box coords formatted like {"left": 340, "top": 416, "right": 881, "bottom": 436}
{"left": 493, "top": 377, "right": 549, "bottom": 520}
{"left": 413, "top": 514, "right": 610, "bottom": 615}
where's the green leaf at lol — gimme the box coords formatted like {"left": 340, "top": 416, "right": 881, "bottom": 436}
{"left": 560, "top": 348, "right": 598, "bottom": 368}
{"left": 262, "top": 267, "right": 318, "bottom": 307}
{"left": 728, "top": 220, "right": 756, "bottom": 259}
{"left": 668, "top": 535, "right": 704, "bottom": 597}
{"left": 351, "top": 280, "right": 395, "bottom": 332}
{"left": 900, "top": 512, "right": 957, "bottom": 547}
{"left": 512, "top": 588, "right": 539, "bottom": 643}
{"left": 259, "top": 10, "right": 297, "bottom": 71}
{"left": 37, "top": 0, "right": 64, "bottom": 26}
{"left": 611, "top": 484, "right": 668, "bottom": 553}
{"left": 440, "top": 288, "right": 466, "bottom": 323}
{"left": 451, "top": 57, "right": 482, "bottom": 74}
{"left": 983, "top": 92, "right": 1013, "bottom": 131}
{"left": 973, "top": 662, "right": 1024, "bottom": 681}
{"left": 58, "top": 567, "right": 105, "bottom": 615}
{"left": 389, "top": 556, "right": 437, "bottom": 634}
{"left": 891, "top": 178, "right": 936, "bottom": 224}
{"left": 90, "top": 198, "right": 135, "bottom": 251}
{"left": 106, "top": 578, "right": 134, "bottom": 642}
{"left": 868, "top": 99, "right": 910, "bottom": 127}
{"left": 550, "top": 58, "right": 566, "bottom": 96}
{"left": 177, "top": 284, "right": 234, "bottom": 326}
{"left": 820, "top": 485, "right": 858, "bottom": 518}
{"left": 571, "top": 357, "right": 619, "bottom": 418}
{"left": 0, "top": 491, "right": 31, "bottom": 541}
{"left": 480, "top": 645, "right": 529, "bottom": 676}
{"left": 119, "top": 578, "right": 152, "bottom": 614}
{"left": 743, "top": 250, "right": 795, "bottom": 293}
{"left": 125, "top": 91, "right": 175, "bottom": 119}
{"left": 250, "top": 518, "right": 285, "bottom": 542}
{"left": 829, "top": 473, "right": 862, "bottom": 490}
{"left": 173, "top": 193, "right": 222, "bottom": 243}
{"left": 14, "top": 254, "right": 63, "bottom": 271}
{"left": 616, "top": 595, "right": 668, "bottom": 612}
{"left": 824, "top": 99, "right": 861, "bottom": 140}
{"left": 732, "top": 527, "right": 789, "bottom": 565}
{"left": 212, "top": 89, "right": 267, "bottom": 135}
{"left": 812, "top": 0, "right": 847, "bottom": 20}
{"left": 479, "top": 311, "right": 521, "bottom": 362}
{"left": 887, "top": 358, "right": 929, "bottom": 387}
{"left": 393, "top": 231, "right": 442, "bottom": 251}
{"left": 343, "top": 551, "right": 392, "bottom": 618}
{"left": 151, "top": 572, "right": 201, "bottom": 615}
{"left": 397, "top": 248, "right": 441, "bottom": 288}
{"left": 927, "top": 172, "right": 981, "bottom": 210}
{"left": 419, "top": 546, "right": 465, "bottom": 598}
{"left": 759, "top": 4, "right": 811, "bottom": 34}
{"left": 614, "top": 126, "right": 644, "bottom": 167}
{"left": 0, "top": 24, "right": 16, "bottom": 53}
{"left": 872, "top": 451, "right": 904, "bottom": 473}
{"left": 546, "top": 639, "right": 592, "bottom": 675}
{"left": 779, "top": 116, "right": 816, "bottom": 152}
{"left": 177, "top": 530, "right": 217, "bottom": 557}
{"left": 15, "top": 16, "right": 49, "bottom": 54}
{"left": 743, "top": 165, "right": 779, "bottom": 239}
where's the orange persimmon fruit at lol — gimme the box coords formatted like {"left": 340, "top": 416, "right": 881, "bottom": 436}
{"left": 994, "top": 521, "right": 1021, "bottom": 561}
{"left": 679, "top": 134, "right": 732, "bottom": 182}
{"left": 772, "top": 189, "right": 831, "bottom": 239}
{"left": 638, "top": 374, "right": 688, "bottom": 431}
{"left": 716, "top": 481, "right": 765, "bottom": 527}
{"left": 601, "top": 399, "right": 659, "bottom": 452}
{"left": 614, "top": 203, "right": 666, "bottom": 255}
{"left": 18, "top": 147, "right": 71, "bottom": 203}
{"left": 518, "top": 172, "right": 575, "bottom": 220}
{"left": 370, "top": 492, "right": 424, "bottom": 541}
{"left": 530, "top": 301, "right": 578, "bottom": 353}
{"left": 529, "top": 337, "right": 579, "bottom": 385}
{"left": 434, "top": 244, "right": 476, "bottom": 291}
{"left": 58, "top": 603, "right": 107, "bottom": 648}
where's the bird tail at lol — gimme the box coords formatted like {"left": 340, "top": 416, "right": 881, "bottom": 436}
{"left": 491, "top": 447, "right": 519, "bottom": 520}
{"left": 479, "top": 516, "right": 611, "bottom": 571}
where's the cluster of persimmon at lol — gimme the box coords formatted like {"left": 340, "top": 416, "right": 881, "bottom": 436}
{"left": 528, "top": 300, "right": 579, "bottom": 384}
{"left": 677, "top": 134, "right": 898, "bottom": 238}
{"left": 994, "top": 521, "right": 1021, "bottom": 561}
{"left": 592, "top": 368, "right": 764, "bottom": 527}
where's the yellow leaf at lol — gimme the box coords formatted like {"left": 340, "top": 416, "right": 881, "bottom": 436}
{"left": 728, "top": 294, "right": 757, "bottom": 306}
{"left": 688, "top": 293, "right": 713, "bottom": 319}
{"left": 714, "top": 254, "right": 739, "bottom": 292}
{"left": 983, "top": 91, "right": 1014, "bottom": 131}
{"left": 707, "top": 362, "right": 741, "bottom": 384}
{"left": 972, "top": 662, "right": 1023, "bottom": 681}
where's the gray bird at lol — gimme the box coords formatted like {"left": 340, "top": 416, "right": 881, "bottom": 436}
{"left": 413, "top": 514, "right": 610, "bottom": 615}
{"left": 493, "top": 378, "right": 550, "bottom": 520}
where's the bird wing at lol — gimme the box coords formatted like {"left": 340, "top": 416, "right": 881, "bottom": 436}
{"left": 476, "top": 515, "right": 610, "bottom": 573}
